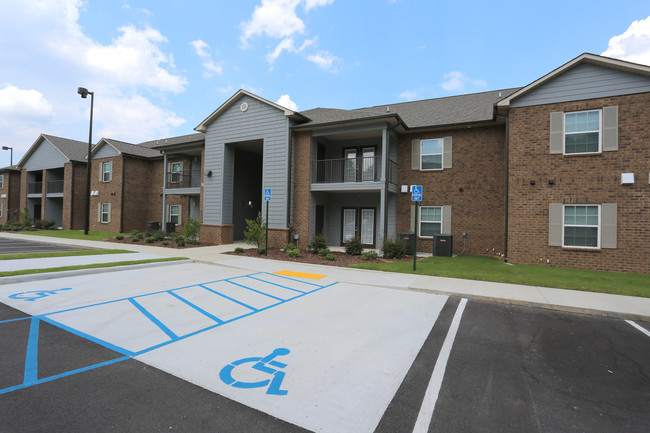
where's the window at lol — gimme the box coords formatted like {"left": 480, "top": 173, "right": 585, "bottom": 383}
{"left": 99, "top": 203, "right": 110, "bottom": 223}
{"left": 421, "top": 139, "right": 443, "bottom": 170}
{"left": 170, "top": 162, "right": 182, "bottom": 183}
{"left": 0, "top": 174, "right": 4, "bottom": 189}
{"left": 0, "top": 203, "right": 3, "bottom": 218}
{"left": 564, "top": 110, "right": 601, "bottom": 154}
{"left": 169, "top": 204, "right": 180, "bottom": 225}
{"left": 101, "top": 162, "right": 112, "bottom": 182}
{"left": 420, "top": 206, "right": 442, "bottom": 237}
{"left": 563, "top": 205, "right": 600, "bottom": 248}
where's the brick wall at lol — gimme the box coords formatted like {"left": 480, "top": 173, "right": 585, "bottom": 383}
{"left": 90, "top": 156, "right": 122, "bottom": 232}
{"left": 200, "top": 224, "right": 233, "bottom": 244}
{"left": 292, "top": 130, "right": 312, "bottom": 245}
{"left": 508, "top": 93, "right": 650, "bottom": 274}
{"left": 0, "top": 171, "right": 21, "bottom": 223}
{"left": 398, "top": 126, "right": 507, "bottom": 256}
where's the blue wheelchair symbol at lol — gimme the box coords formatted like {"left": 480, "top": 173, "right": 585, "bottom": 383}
{"left": 219, "top": 348, "right": 290, "bottom": 396}
{"left": 9, "top": 288, "right": 72, "bottom": 302}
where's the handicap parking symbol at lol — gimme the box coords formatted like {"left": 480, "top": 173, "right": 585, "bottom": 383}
{"left": 219, "top": 348, "right": 290, "bottom": 396}
{"left": 9, "top": 288, "right": 72, "bottom": 302}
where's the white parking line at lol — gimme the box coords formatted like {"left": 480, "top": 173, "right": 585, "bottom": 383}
{"left": 412, "top": 298, "right": 468, "bottom": 433}
{"left": 626, "top": 320, "right": 650, "bottom": 338}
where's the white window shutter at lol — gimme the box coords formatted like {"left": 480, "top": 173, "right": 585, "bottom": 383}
{"left": 602, "top": 106, "right": 618, "bottom": 152}
{"left": 442, "top": 205, "right": 452, "bottom": 234}
{"left": 549, "top": 204, "right": 562, "bottom": 246}
{"left": 178, "top": 204, "right": 182, "bottom": 225}
{"left": 601, "top": 203, "right": 617, "bottom": 248}
{"left": 550, "top": 112, "right": 564, "bottom": 154}
{"left": 97, "top": 203, "right": 101, "bottom": 222}
{"left": 443, "top": 136, "right": 452, "bottom": 169}
{"left": 107, "top": 203, "right": 111, "bottom": 223}
{"left": 411, "top": 139, "right": 420, "bottom": 170}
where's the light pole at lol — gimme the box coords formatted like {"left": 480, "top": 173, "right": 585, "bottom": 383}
{"left": 77, "top": 87, "right": 94, "bottom": 236}
{"left": 1, "top": 146, "right": 12, "bottom": 166}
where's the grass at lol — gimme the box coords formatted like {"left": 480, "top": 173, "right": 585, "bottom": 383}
{"left": 351, "top": 254, "right": 650, "bottom": 298}
{"left": 0, "top": 249, "right": 133, "bottom": 260}
{"left": 16, "top": 230, "right": 122, "bottom": 241}
{"left": 0, "top": 257, "right": 188, "bottom": 277}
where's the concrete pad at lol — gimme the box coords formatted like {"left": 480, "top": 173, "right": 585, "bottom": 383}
{"left": 538, "top": 286, "right": 650, "bottom": 317}
{"left": 0, "top": 253, "right": 165, "bottom": 272}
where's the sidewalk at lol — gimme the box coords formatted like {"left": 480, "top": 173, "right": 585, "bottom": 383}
{"left": 1, "top": 232, "right": 648, "bottom": 321}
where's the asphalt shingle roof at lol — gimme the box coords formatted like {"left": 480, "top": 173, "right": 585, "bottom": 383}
{"left": 42, "top": 134, "right": 92, "bottom": 162}
{"left": 142, "top": 133, "right": 205, "bottom": 149}
{"left": 102, "top": 139, "right": 162, "bottom": 158}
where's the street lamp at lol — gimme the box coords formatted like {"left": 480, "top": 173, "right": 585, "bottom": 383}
{"left": 1, "top": 146, "right": 12, "bottom": 166}
{"left": 78, "top": 87, "right": 94, "bottom": 236}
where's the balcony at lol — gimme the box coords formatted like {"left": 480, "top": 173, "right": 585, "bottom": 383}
{"left": 312, "top": 157, "right": 398, "bottom": 185}
{"left": 28, "top": 182, "right": 42, "bottom": 194}
{"left": 166, "top": 170, "right": 201, "bottom": 189}
{"left": 47, "top": 180, "right": 64, "bottom": 194}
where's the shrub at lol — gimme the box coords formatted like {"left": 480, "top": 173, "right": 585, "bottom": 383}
{"left": 318, "top": 248, "right": 330, "bottom": 257}
{"left": 183, "top": 216, "right": 201, "bottom": 244}
{"left": 256, "top": 247, "right": 266, "bottom": 255}
{"left": 308, "top": 234, "right": 328, "bottom": 254}
{"left": 130, "top": 236, "right": 141, "bottom": 242}
{"left": 144, "top": 237, "right": 155, "bottom": 243}
{"left": 362, "top": 250, "right": 379, "bottom": 260}
{"left": 234, "top": 247, "right": 244, "bottom": 253}
{"left": 286, "top": 249, "right": 300, "bottom": 258}
{"left": 161, "top": 241, "right": 169, "bottom": 246}
{"left": 21, "top": 207, "right": 33, "bottom": 227}
{"left": 344, "top": 237, "right": 363, "bottom": 255}
{"left": 382, "top": 237, "right": 407, "bottom": 259}
{"left": 33, "top": 220, "right": 43, "bottom": 229}
{"left": 175, "top": 237, "right": 186, "bottom": 247}
{"left": 244, "top": 212, "right": 266, "bottom": 247}
{"left": 150, "top": 230, "right": 165, "bottom": 242}
{"left": 115, "top": 234, "right": 124, "bottom": 240}
{"left": 42, "top": 219, "right": 57, "bottom": 229}
{"left": 283, "top": 243, "right": 298, "bottom": 252}
{"left": 325, "top": 253, "right": 336, "bottom": 261}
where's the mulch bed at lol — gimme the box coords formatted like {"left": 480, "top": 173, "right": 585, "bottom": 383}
{"left": 224, "top": 248, "right": 414, "bottom": 267}
{"left": 103, "top": 238, "right": 217, "bottom": 249}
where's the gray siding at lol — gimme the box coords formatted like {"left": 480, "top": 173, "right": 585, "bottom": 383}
{"left": 94, "top": 144, "right": 119, "bottom": 159}
{"left": 22, "top": 138, "right": 68, "bottom": 171}
{"left": 203, "top": 95, "right": 291, "bottom": 228}
{"left": 511, "top": 63, "right": 650, "bottom": 108}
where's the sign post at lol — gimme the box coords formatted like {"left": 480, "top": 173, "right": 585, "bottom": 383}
{"left": 264, "top": 188, "right": 271, "bottom": 256}
{"left": 411, "top": 185, "right": 422, "bottom": 271}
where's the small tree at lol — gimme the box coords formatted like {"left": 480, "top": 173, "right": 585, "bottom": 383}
{"left": 21, "top": 206, "right": 33, "bottom": 228}
{"left": 183, "top": 216, "right": 201, "bottom": 244}
{"left": 244, "top": 212, "right": 266, "bottom": 247}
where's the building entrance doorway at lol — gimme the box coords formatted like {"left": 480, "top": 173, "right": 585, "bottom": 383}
{"left": 232, "top": 140, "right": 263, "bottom": 241}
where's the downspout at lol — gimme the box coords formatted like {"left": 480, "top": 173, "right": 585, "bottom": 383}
{"left": 495, "top": 108, "right": 509, "bottom": 262}
{"left": 286, "top": 123, "right": 294, "bottom": 244}
{"left": 120, "top": 157, "right": 126, "bottom": 233}
{"left": 70, "top": 163, "right": 75, "bottom": 229}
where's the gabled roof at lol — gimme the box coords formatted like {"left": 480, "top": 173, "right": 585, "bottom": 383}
{"left": 497, "top": 53, "right": 650, "bottom": 108}
{"left": 0, "top": 165, "right": 20, "bottom": 172}
{"left": 143, "top": 133, "right": 205, "bottom": 149}
{"left": 18, "top": 134, "right": 91, "bottom": 167}
{"left": 92, "top": 138, "right": 162, "bottom": 159}
{"left": 296, "top": 88, "right": 520, "bottom": 130}
{"left": 194, "top": 89, "right": 308, "bottom": 133}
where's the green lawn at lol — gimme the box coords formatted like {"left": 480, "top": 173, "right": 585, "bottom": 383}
{"left": 0, "top": 257, "right": 188, "bottom": 277}
{"left": 0, "top": 249, "right": 133, "bottom": 260}
{"left": 351, "top": 255, "right": 650, "bottom": 298}
{"left": 16, "top": 230, "right": 121, "bottom": 241}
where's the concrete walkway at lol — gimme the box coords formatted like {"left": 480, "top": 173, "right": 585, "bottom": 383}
{"left": 0, "top": 232, "right": 648, "bottom": 321}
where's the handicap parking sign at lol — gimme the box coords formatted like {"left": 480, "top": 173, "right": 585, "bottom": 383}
{"left": 411, "top": 185, "right": 422, "bottom": 202}
{"left": 264, "top": 188, "right": 271, "bottom": 201}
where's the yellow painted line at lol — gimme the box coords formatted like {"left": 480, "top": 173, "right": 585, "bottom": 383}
{"left": 274, "top": 270, "right": 326, "bottom": 280}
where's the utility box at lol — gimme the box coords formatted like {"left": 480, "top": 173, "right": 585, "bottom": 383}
{"left": 398, "top": 232, "right": 415, "bottom": 255}
{"left": 146, "top": 221, "right": 160, "bottom": 233}
{"left": 433, "top": 234, "right": 453, "bottom": 257}
{"left": 165, "top": 222, "right": 176, "bottom": 234}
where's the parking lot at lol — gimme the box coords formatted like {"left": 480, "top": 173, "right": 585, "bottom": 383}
{"left": 1, "top": 262, "right": 649, "bottom": 432}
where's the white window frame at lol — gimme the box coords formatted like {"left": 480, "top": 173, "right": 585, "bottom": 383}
{"left": 0, "top": 174, "right": 4, "bottom": 189}
{"left": 169, "top": 204, "right": 181, "bottom": 225}
{"left": 170, "top": 162, "right": 182, "bottom": 183}
{"left": 419, "top": 206, "right": 442, "bottom": 238}
{"left": 99, "top": 203, "right": 111, "bottom": 224}
{"left": 562, "top": 204, "right": 601, "bottom": 249}
{"left": 101, "top": 161, "right": 112, "bottom": 182}
{"left": 564, "top": 109, "right": 602, "bottom": 155}
{"left": 420, "top": 138, "right": 443, "bottom": 171}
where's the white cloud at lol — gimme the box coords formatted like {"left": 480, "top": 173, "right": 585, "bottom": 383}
{"left": 398, "top": 90, "right": 419, "bottom": 101}
{"left": 277, "top": 94, "right": 298, "bottom": 111}
{"left": 190, "top": 39, "right": 210, "bottom": 58}
{"left": 441, "top": 71, "right": 487, "bottom": 92}
{"left": 303, "top": 0, "right": 334, "bottom": 11}
{"left": 0, "top": 86, "right": 55, "bottom": 120}
{"left": 189, "top": 39, "right": 223, "bottom": 78}
{"left": 217, "top": 85, "right": 234, "bottom": 93}
{"left": 602, "top": 16, "right": 650, "bottom": 66}
{"left": 266, "top": 37, "right": 315, "bottom": 64}
{"left": 307, "top": 50, "right": 341, "bottom": 71}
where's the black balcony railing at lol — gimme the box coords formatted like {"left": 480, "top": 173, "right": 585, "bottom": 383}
{"left": 312, "top": 156, "right": 398, "bottom": 185}
{"left": 167, "top": 170, "right": 201, "bottom": 189}
{"left": 28, "top": 182, "right": 42, "bottom": 194}
{"left": 47, "top": 180, "right": 64, "bottom": 193}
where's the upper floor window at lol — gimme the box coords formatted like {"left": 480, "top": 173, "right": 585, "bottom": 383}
{"left": 170, "top": 162, "right": 182, "bottom": 183}
{"left": 421, "top": 139, "right": 443, "bottom": 170}
{"left": 0, "top": 174, "right": 4, "bottom": 189}
{"left": 563, "top": 205, "right": 600, "bottom": 248}
{"left": 564, "top": 110, "right": 601, "bottom": 154}
{"left": 101, "top": 161, "right": 112, "bottom": 182}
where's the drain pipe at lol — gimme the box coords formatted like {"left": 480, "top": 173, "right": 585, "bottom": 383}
{"left": 495, "top": 108, "right": 509, "bottom": 262}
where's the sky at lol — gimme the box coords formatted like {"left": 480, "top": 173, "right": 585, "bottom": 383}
{"left": 1, "top": 0, "right": 649, "bottom": 166}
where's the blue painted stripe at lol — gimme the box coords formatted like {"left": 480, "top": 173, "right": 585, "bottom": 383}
{"left": 0, "top": 317, "right": 32, "bottom": 324}
{"left": 168, "top": 291, "right": 223, "bottom": 324}
{"left": 128, "top": 298, "right": 178, "bottom": 340}
{"left": 40, "top": 316, "right": 133, "bottom": 356}
{"left": 225, "top": 279, "right": 286, "bottom": 302}
{"left": 23, "top": 318, "right": 40, "bottom": 385}
{"left": 245, "top": 275, "right": 307, "bottom": 294}
{"left": 199, "top": 284, "right": 258, "bottom": 311}
{"left": 1, "top": 356, "right": 129, "bottom": 396}
{"left": 262, "top": 272, "right": 326, "bottom": 288}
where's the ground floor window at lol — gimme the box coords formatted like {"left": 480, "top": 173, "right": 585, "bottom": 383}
{"left": 563, "top": 204, "right": 599, "bottom": 248}
{"left": 99, "top": 203, "right": 110, "bottom": 223}
{"left": 169, "top": 204, "right": 181, "bottom": 225}
{"left": 420, "top": 206, "right": 442, "bottom": 237}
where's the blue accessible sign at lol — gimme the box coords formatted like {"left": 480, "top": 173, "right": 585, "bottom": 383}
{"left": 411, "top": 185, "right": 422, "bottom": 202}
{"left": 264, "top": 188, "right": 271, "bottom": 201}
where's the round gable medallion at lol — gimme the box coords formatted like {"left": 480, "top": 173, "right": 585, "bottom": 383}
{"left": 240, "top": 102, "right": 249, "bottom": 112}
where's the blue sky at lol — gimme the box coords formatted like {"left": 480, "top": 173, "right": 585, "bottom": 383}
{"left": 1, "top": 0, "right": 649, "bottom": 165}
